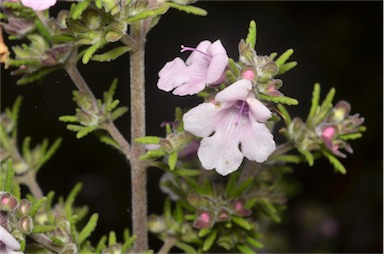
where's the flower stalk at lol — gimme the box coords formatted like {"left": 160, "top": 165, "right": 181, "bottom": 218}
{"left": 129, "top": 21, "right": 148, "bottom": 252}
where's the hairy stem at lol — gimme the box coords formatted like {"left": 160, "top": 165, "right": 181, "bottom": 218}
{"left": 17, "top": 171, "right": 43, "bottom": 199}
{"left": 158, "top": 237, "right": 176, "bottom": 254}
{"left": 129, "top": 21, "right": 148, "bottom": 252}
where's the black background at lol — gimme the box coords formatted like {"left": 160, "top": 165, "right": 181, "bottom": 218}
{"left": 1, "top": 1, "right": 383, "bottom": 252}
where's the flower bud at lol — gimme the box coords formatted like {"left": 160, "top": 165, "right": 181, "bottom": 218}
{"left": 18, "top": 199, "right": 31, "bottom": 216}
{"left": 231, "top": 199, "right": 252, "bottom": 217}
{"left": 0, "top": 192, "right": 18, "bottom": 212}
{"left": 19, "top": 216, "right": 33, "bottom": 234}
{"left": 83, "top": 9, "right": 103, "bottom": 30}
{"left": 193, "top": 210, "right": 214, "bottom": 229}
{"left": 148, "top": 214, "right": 166, "bottom": 233}
{"left": 216, "top": 207, "right": 231, "bottom": 222}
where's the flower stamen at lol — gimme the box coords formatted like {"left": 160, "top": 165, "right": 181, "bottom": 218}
{"left": 181, "top": 45, "right": 210, "bottom": 57}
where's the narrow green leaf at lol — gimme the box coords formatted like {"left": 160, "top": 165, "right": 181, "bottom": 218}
{"left": 163, "top": 197, "right": 171, "bottom": 217}
{"left": 12, "top": 182, "right": 21, "bottom": 200}
{"left": 29, "top": 197, "right": 47, "bottom": 217}
{"left": 168, "top": 151, "right": 178, "bottom": 170}
{"left": 309, "top": 83, "right": 320, "bottom": 118}
{"left": 65, "top": 183, "right": 82, "bottom": 218}
{"left": 229, "top": 177, "right": 254, "bottom": 198}
{"left": 166, "top": 2, "right": 207, "bottom": 16}
{"left": 140, "top": 149, "right": 166, "bottom": 160}
{"left": 36, "top": 138, "right": 62, "bottom": 171}
{"left": 122, "top": 236, "right": 136, "bottom": 252}
{"left": 67, "top": 124, "right": 83, "bottom": 132}
{"left": 277, "top": 61, "right": 297, "bottom": 75}
{"left": 98, "top": 135, "right": 120, "bottom": 150}
{"left": 91, "top": 46, "right": 131, "bottom": 62}
{"left": 322, "top": 87, "right": 336, "bottom": 108}
{"left": 59, "top": 115, "right": 78, "bottom": 123}
{"left": 135, "top": 136, "right": 161, "bottom": 144}
{"left": 228, "top": 58, "right": 240, "bottom": 77}
{"left": 173, "top": 168, "right": 201, "bottom": 177}
{"left": 232, "top": 216, "right": 253, "bottom": 230}
{"left": 202, "top": 229, "right": 218, "bottom": 251}
{"left": 78, "top": 213, "right": 99, "bottom": 245}
{"left": 246, "top": 237, "right": 264, "bottom": 248}
{"left": 269, "top": 52, "right": 278, "bottom": 60}
{"left": 45, "top": 191, "right": 55, "bottom": 210}
{"left": 174, "top": 241, "right": 197, "bottom": 254}
{"left": 95, "top": 0, "right": 102, "bottom": 9}
{"left": 225, "top": 171, "right": 239, "bottom": 194}
{"left": 298, "top": 148, "right": 314, "bottom": 166}
{"left": 271, "top": 155, "right": 302, "bottom": 164}
{"left": 5, "top": 159, "right": 14, "bottom": 192}
{"left": 277, "top": 104, "right": 292, "bottom": 126}
{"left": 275, "top": 48, "right": 294, "bottom": 66}
{"left": 259, "top": 94, "right": 298, "bottom": 105}
{"left": 76, "top": 125, "right": 98, "bottom": 139}
{"left": 34, "top": 19, "right": 52, "bottom": 41}
{"left": 111, "top": 106, "right": 128, "bottom": 120}
{"left": 198, "top": 228, "right": 212, "bottom": 238}
{"left": 33, "top": 225, "right": 57, "bottom": 234}
{"left": 71, "top": 0, "right": 91, "bottom": 20}
{"left": 126, "top": 6, "right": 169, "bottom": 23}
{"left": 245, "top": 20, "right": 257, "bottom": 49}
{"left": 175, "top": 202, "right": 184, "bottom": 225}
{"left": 22, "top": 137, "right": 32, "bottom": 165}
{"left": 322, "top": 150, "right": 346, "bottom": 174}
{"left": 17, "top": 67, "right": 59, "bottom": 85}
{"left": 237, "top": 244, "right": 256, "bottom": 254}
{"left": 82, "top": 39, "right": 107, "bottom": 64}
{"left": 95, "top": 235, "right": 107, "bottom": 253}
{"left": 338, "top": 132, "right": 362, "bottom": 141}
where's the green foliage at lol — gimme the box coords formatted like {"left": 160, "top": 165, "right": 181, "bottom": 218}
{"left": 166, "top": 2, "right": 208, "bottom": 16}
{"left": 78, "top": 213, "right": 99, "bottom": 245}
{"left": 245, "top": 20, "right": 257, "bottom": 49}
{"left": 91, "top": 46, "right": 131, "bottom": 62}
{"left": 60, "top": 79, "right": 127, "bottom": 141}
{"left": 259, "top": 94, "right": 299, "bottom": 105}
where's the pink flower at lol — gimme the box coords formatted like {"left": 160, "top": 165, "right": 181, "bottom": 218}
{"left": 183, "top": 79, "right": 276, "bottom": 175}
{"left": 21, "top": 0, "right": 57, "bottom": 11}
{"left": 0, "top": 225, "right": 22, "bottom": 254}
{"left": 157, "top": 40, "right": 228, "bottom": 96}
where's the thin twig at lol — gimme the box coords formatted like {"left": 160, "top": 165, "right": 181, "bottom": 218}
{"left": 158, "top": 237, "right": 177, "bottom": 254}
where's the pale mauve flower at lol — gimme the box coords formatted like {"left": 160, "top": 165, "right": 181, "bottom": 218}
{"left": 21, "top": 0, "right": 57, "bottom": 11}
{"left": 183, "top": 79, "right": 276, "bottom": 175}
{"left": 157, "top": 40, "right": 228, "bottom": 96}
{"left": 0, "top": 225, "right": 23, "bottom": 254}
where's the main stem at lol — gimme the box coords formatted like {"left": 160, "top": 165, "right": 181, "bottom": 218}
{"left": 130, "top": 21, "right": 148, "bottom": 252}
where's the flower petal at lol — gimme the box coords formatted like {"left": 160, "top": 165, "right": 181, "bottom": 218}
{"left": 183, "top": 103, "right": 218, "bottom": 137}
{"left": 21, "top": 0, "right": 57, "bottom": 11}
{"left": 198, "top": 131, "right": 244, "bottom": 176}
{"left": 206, "top": 53, "right": 228, "bottom": 84}
{"left": 240, "top": 121, "right": 276, "bottom": 162}
{"left": 185, "top": 40, "right": 211, "bottom": 66}
{"left": 0, "top": 225, "right": 20, "bottom": 251}
{"left": 157, "top": 57, "right": 188, "bottom": 92}
{"left": 215, "top": 79, "right": 252, "bottom": 103}
{"left": 246, "top": 97, "right": 272, "bottom": 122}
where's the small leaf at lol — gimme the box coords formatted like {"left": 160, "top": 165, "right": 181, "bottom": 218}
{"left": 95, "top": 235, "right": 107, "bottom": 253}
{"left": 246, "top": 237, "right": 264, "bottom": 248}
{"left": 127, "top": 6, "right": 169, "bottom": 23}
{"left": 65, "top": 183, "right": 82, "bottom": 218}
{"left": 22, "top": 137, "right": 32, "bottom": 165}
{"left": 16, "top": 67, "right": 59, "bottom": 85}
{"left": 82, "top": 39, "right": 107, "bottom": 64}
{"left": 111, "top": 106, "right": 128, "bottom": 120}
{"left": 135, "top": 136, "right": 161, "bottom": 144}
{"left": 174, "top": 241, "right": 197, "bottom": 254}
{"left": 173, "top": 168, "right": 201, "bottom": 177}
{"left": 322, "top": 150, "right": 346, "bottom": 174}
{"left": 232, "top": 216, "right": 252, "bottom": 230}
{"left": 98, "top": 135, "right": 120, "bottom": 150}
{"left": 59, "top": 115, "right": 78, "bottom": 123}
{"left": 225, "top": 171, "right": 239, "bottom": 194}
{"left": 321, "top": 87, "right": 336, "bottom": 109}
{"left": 168, "top": 151, "right": 178, "bottom": 170}
{"left": 202, "top": 229, "right": 218, "bottom": 251}
{"left": 338, "top": 132, "right": 362, "bottom": 141}
{"left": 237, "top": 244, "right": 256, "bottom": 254}
{"left": 259, "top": 94, "right": 298, "bottom": 105}
{"left": 277, "top": 61, "right": 297, "bottom": 75}
{"left": 166, "top": 2, "right": 207, "bottom": 16}
{"left": 33, "top": 225, "right": 57, "bottom": 234}
{"left": 298, "top": 148, "right": 314, "bottom": 166}
{"left": 140, "top": 149, "right": 166, "bottom": 160}
{"left": 198, "top": 228, "right": 212, "bottom": 238}
{"left": 275, "top": 49, "right": 294, "bottom": 66}
{"left": 277, "top": 104, "right": 292, "bottom": 126}
{"left": 309, "top": 83, "right": 321, "bottom": 118}
{"left": 71, "top": 0, "right": 91, "bottom": 20}
{"left": 29, "top": 197, "right": 47, "bottom": 217}
{"left": 5, "top": 159, "right": 14, "bottom": 192}
{"left": 229, "top": 177, "right": 254, "bottom": 198}
{"left": 76, "top": 125, "right": 98, "bottom": 139}
{"left": 91, "top": 46, "right": 131, "bottom": 62}
{"left": 245, "top": 20, "right": 257, "bottom": 49}
{"left": 78, "top": 213, "right": 99, "bottom": 245}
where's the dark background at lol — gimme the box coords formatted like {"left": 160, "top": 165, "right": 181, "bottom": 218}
{"left": 1, "top": 1, "right": 383, "bottom": 253}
